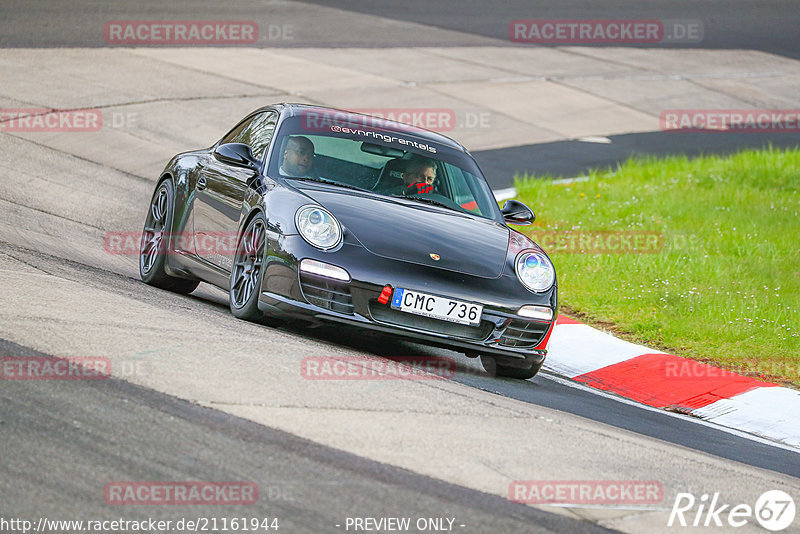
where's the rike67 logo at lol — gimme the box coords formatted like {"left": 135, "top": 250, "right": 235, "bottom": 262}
{"left": 668, "top": 490, "right": 795, "bottom": 531}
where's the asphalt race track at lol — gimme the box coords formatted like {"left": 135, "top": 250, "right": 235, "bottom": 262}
{"left": 0, "top": 339, "right": 614, "bottom": 534}
{"left": 1, "top": 2, "right": 799, "bottom": 533}
{"left": 306, "top": 0, "right": 800, "bottom": 59}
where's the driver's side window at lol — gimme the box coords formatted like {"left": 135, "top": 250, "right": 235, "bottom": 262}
{"left": 219, "top": 116, "right": 254, "bottom": 146}
{"left": 243, "top": 112, "right": 277, "bottom": 161}
{"left": 219, "top": 112, "right": 278, "bottom": 161}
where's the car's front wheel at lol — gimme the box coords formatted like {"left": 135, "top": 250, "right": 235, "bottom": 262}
{"left": 480, "top": 354, "right": 543, "bottom": 380}
{"left": 139, "top": 179, "right": 199, "bottom": 294}
{"left": 230, "top": 213, "right": 270, "bottom": 323}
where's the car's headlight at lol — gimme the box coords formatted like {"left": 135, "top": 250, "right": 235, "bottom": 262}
{"left": 515, "top": 251, "right": 555, "bottom": 292}
{"left": 295, "top": 205, "right": 342, "bottom": 250}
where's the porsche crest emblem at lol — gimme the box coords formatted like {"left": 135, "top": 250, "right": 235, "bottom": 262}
{"left": 429, "top": 253, "right": 440, "bottom": 261}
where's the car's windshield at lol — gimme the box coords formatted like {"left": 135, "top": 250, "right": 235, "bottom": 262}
{"left": 268, "top": 113, "right": 502, "bottom": 221}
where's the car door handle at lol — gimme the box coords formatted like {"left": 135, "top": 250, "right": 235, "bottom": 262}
{"left": 197, "top": 176, "right": 207, "bottom": 191}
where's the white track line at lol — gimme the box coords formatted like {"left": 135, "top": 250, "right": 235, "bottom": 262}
{"left": 493, "top": 175, "right": 591, "bottom": 202}
{"left": 493, "top": 187, "right": 517, "bottom": 202}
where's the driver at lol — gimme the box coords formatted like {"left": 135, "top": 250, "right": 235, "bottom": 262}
{"left": 402, "top": 156, "right": 437, "bottom": 194}
{"left": 280, "top": 136, "right": 316, "bottom": 177}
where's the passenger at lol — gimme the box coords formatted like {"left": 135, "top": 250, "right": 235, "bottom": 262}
{"left": 402, "top": 156, "right": 437, "bottom": 194}
{"left": 280, "top": 136, "right": 316, "bottom": 177}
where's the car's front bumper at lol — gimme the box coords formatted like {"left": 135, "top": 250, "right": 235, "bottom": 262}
{"left": 259, "top": 236, "right": 557, "bottom": 362}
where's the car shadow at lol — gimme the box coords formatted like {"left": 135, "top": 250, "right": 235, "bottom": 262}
{"left": 183, "top": 282, "right": 545, "bottom": 386}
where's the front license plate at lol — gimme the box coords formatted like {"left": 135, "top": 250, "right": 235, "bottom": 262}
{"left": 390, "top": 288, "right": 483, "bottom": 326}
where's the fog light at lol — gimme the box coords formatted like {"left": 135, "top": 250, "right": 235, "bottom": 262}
{"left": 518, "top": 305, "right": 553, "bottom": 321}
{"left": 299, "top": 259, "right": 350, "bottom": 281}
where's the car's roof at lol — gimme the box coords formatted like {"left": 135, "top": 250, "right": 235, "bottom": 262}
{"left": 259, "top": 103, "right": 468, "bottom": 153}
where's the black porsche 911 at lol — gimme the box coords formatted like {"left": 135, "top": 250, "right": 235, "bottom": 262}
{"left": 139, "top": 103, "right": 557, "bottom": 379}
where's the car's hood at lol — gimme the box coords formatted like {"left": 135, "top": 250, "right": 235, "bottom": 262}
{"left": 301, "top": 187, "right": 509, "bottom": 278}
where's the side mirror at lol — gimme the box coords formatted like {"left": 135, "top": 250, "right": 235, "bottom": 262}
{"left": 214, "top": 142, "right": 259, "bottom": 169}
{"left": 501, "top": 200, "right": 535, "bottom": 225}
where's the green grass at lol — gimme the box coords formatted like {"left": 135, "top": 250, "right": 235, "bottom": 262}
{"left": 514, "top": 147, "right": 800, "bottom": 386}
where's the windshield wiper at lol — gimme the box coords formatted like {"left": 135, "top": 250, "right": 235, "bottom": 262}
{"left": 289, "top": 176, "right": 371, "bottom": 193}
{"left": 390, "top": 194, "right": 459, "bottom": 212}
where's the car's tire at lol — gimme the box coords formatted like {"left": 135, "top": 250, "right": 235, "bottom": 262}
{"left": 480, "top": 354, "right": 543, "bottom": 380}
{"left": 230, "top": 213, "right": 272, "bottom": 323}
{"left": 139, "top": 178, "right": 200, "bottom": 294}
